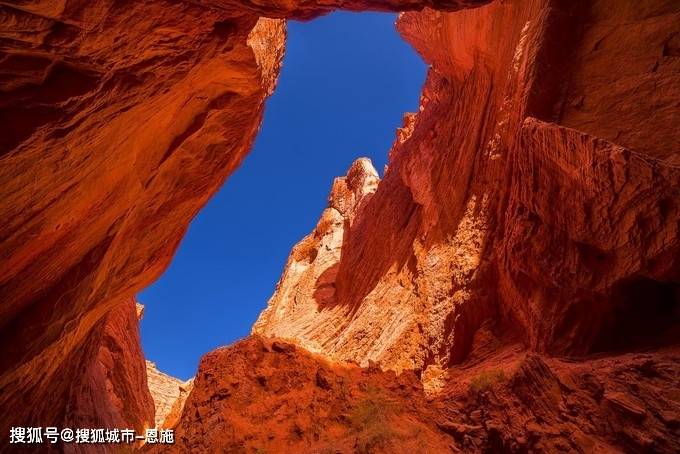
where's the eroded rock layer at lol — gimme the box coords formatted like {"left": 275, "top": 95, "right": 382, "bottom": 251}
{"left": 0, "top": 0, "right": 484, "bottom": 440}
{"left": 0, "top": 298, "right": 154, "bottom": 453}
{"left": 0, "top": 3, "right": 285, "bottom": 440}
{"left": 253, "top": 158, "right": 381, "bottom": 347}
{"left": 256, "top": 0, "right": 680, "bottom": 373}
{"left": 71, "top": 298, "right": 155, "bottom": 441}
{"left": 146, "top": 336, "right": 455, "bottom": 453}
{"left": 1, "top": 0, "right": 679, "bottom": 451}
{"left": 150, "top": 335, "right": 680, "bottom": 453}
{"left": 145, "top": 362, "right": 193, "bottom": 429}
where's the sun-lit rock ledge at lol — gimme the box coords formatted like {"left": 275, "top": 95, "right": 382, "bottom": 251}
{"left": 145, "top": 362, "right": 193, "bottom": 429}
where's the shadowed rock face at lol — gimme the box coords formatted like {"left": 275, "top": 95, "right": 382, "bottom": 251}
{"left": 0, "top": 0, "right": 487, "bottom": 442}
{"left": 0, "top": 2, "right": 286, "bottom": 439}
{"left": 1, "top": 0, "right": 679, "bottom": 452}
{"left": 67, "top": 299, "right": 155, "bottom": 443}
{"left": 256, "top": 0, "right": 680, "bottom": 372}
{"left": 3, "top": 298, "right": 156, "bottom": 454}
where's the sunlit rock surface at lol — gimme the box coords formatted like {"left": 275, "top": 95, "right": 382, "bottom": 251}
{"left": 0, "top": 0, "right": 481, "bottom": 439}
{"left": 146, "top": 336, "right": 454, "bottom": 453}
{"left": 149, "top": 336, "right": 680, "bottom": 453}
{"left": 1, "top": 0, "right": 679, "bottom": 452}
{"left": 145, "top": 362, "right": 193, "bottom": 429}
{"left": 0, "top": 3, "right": 285, "bottom": 440}
{"left": 253, "top": 158, "right": 381, "bottom": 351}
{"left": 256, "top": 0, "right": 680, "bottom": 373}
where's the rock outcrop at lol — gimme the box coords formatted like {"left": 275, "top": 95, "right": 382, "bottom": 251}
{"left": 1, "top": 0, "right": 679, "bottom": 452}
{"left": 150, "top": 335, "right": 680, "bottom": 453}
{"left": 145, "top": 362, "right": 193, "bottom": 429}
{"left": 0, "top": 298, "right": 154, "bottom": 452}
{"left": 147, "top": 336, "right": 454, "bottom": 453}
{"left": 0, "top": 3, "right": 285, "bottom": 440}
{"left": 69, "top": 298, "right": 155, "bottom": 440}
{"left": 0, "top": 0, "right": 484, "bottom": 440}
{"left": 160, "top": 379, "right": 194, "bottom": 431}
{"left": 255, "top": 0, "right": 680, "bottom": 374}
{"left": 253, "top": 158, "right": 381, "bottom": 351}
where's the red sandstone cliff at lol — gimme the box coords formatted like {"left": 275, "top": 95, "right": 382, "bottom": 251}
{"left": 0, "top": 5, "right": 285, "bottom": 442}
{"left": 150, "top": 336, "right": 680, "bottom": 453}
{"left": 145, "top": 361, "right": 193, "bottom": 429}
{"left": 0, "top": 0, "right": 479, "bottom": 441}
{"left": 0, "top": 298, "right": 154, "bottom": 453}
{"left": 247, "top": 0, "right": 679, "bottom": 451}
{"left": 253, "top": 158, "right": 381, "bottom": 350}
{"left": 148, "top": 336, "right": 454, "bottom": 453}
{"left": 256, "top": 0, "right": 680, "bottom": 373}
{"left": 63, "top": 299, "right": 155, "bottom": 452}
{"left": 1, "top": 0, "right": 680, "bottom": 452}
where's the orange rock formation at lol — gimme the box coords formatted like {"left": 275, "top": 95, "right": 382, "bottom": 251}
{"left": 0, "top": 0, "right": 478, "bottom": 440}
{"left": 0, "top": 297, "right": 153, "bottom": 452}
{"left": 145, "top": 362, "right": 193, "bottom": 429}
{"left": 150, "top": 336, "right": 680, "bottom": 453}
{"left": 257, "top": 0, "right": 680, "bottom": 373}
{"left": 1, "top": 0, "right": 679, "bottom": 452}
{"left": 253, "top": 158, "right": 381, "bottom": 348}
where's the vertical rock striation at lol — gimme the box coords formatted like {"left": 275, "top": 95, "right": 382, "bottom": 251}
{"left": 253, "top": 158, "right": 381, "bottom": 352}
{"left": 0, "top": 0, "right": 485, "bottom": 439}
{"left": 145, "top": 362, "right": 193, "bottom": 429}
{"left": 0, "top": 1, "right": 286, "bottom": 438}
{"left": 1, "top": 0, "right": 679, "bottom": 451}
{"left": 256, "top": 0, "right": 680, "bottom": 374}
{"left": 145, "top": 361, "right": 182, "bottom": 429}
{"left": 2, "top": 298, "right": 155, "bottom": 453}
{"left": 162, "top": 1, "right": 680, "bottom": 451}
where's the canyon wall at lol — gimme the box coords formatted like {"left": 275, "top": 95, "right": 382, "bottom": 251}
{"left": 0, "top": 298, "right": 154, "bottom": 453}
{"left": 253, "top": 158, "right": 381, "bottom": 348}
{"left": 0, "top": 1, "right": 285, "bottom": 439}
{"left": 63, "top": 299, "right": 155, "bottom": 447}
{"left": 0, "top": 0, "right": 485, "bottom": 446}
{"left": 149, "top": 336, "right": 454, "bottom": 453}
{"left": 256, "top": 0, "right": 680, "bottom": 374}
{"left": 1, "top": 0, "right": 679, "bottom": 452}
{"left": 145, "top": 361, "right": 193, "bottom": 429}
{"left": 160, "top": 0, "right": 680, "bottom": 450}
{"left": 151, "top": 336, "right": 680, "bottom": 453}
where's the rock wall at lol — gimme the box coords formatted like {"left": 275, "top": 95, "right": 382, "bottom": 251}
{"left": 256, "top": 0, "right": 680, "bottom": 373}
{"left": 160, "top": 379, "right": 194, "bottom": 430}
{"left": 149, "top": 335, "right": 680, "bottom": 453}
{"left": 145, "top": 362, "right": 192, "bottom": 429}
{"left": 0, "top": 298, "right": 154, "bottom": 453}
{"left": 166, "top": 0, "right": 680, "bottom": 451}
{"left": 0, "top": 2, "right": 284, "bottom": 440}
{"left": 1, "top": 0, "right": 679, "bottom": 451}
{"left": 253, "top": 158, "right": 381, "bottom": 349}
{"left": 147, "top": 336, "right": 454, "bottom": 453}
{"left": 64, "top": 298, "right": 155, "bottom": 448}
{"left": 0, "top": 0, "right": 483, "bottom": 439}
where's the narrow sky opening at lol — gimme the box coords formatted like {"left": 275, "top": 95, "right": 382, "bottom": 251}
{"left": 140, "top": 12, "right": 427, "bottom": 380}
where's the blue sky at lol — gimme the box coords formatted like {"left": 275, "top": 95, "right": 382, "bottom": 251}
{"left": 139, "top": 12, "right": 427, "bottom": 380}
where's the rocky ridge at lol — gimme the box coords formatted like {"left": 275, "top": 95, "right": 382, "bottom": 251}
{"left": 145, "top": 362, "right": 193, "bottom": 429}
{"left": 0, "top": 0, "right": 479, "bottom": 440}
{"left": 256, "top": 0, "right": 680, "bottom": 374}
{"left": 0, "top": 0, "right": 679, "bottom": 452}
{"left": 148, "top": 336, "right": 680, "bottom": 453}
